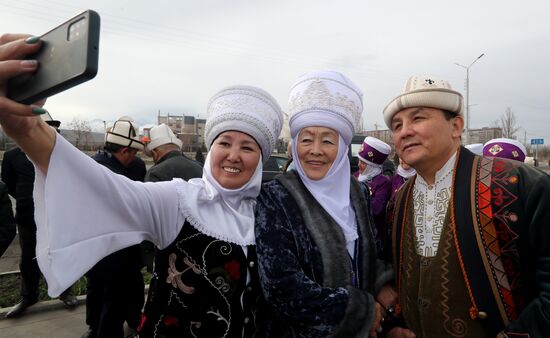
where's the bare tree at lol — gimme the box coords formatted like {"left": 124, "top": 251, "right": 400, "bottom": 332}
{"left": 68, "top": 117, "right": 92, "bottom": 149}
{"left": 493, "top": 107, "right": 520, "bottom": 139}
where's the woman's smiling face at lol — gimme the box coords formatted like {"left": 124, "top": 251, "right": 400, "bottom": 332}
{"left": 210, "top": 131, "right": 261, "bottom": 189}
{"left": 296, "top": 126, "right": 339, "bottom": 180}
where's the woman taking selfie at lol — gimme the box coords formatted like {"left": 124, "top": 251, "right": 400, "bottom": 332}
{"left": 0, "top": 33, "right": 283, "bottom": 338}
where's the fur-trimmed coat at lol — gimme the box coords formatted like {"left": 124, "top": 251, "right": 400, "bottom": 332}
{"left": 255, "top": 171, "right": 392, "bottom": 337}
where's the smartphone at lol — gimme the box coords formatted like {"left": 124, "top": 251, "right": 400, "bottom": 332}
{"left": 7, "top": 10, "right": 100, "bottom": 104}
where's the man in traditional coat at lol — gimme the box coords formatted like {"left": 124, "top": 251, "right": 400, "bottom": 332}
{"left": 383, "top": 75, "right": 550, "bottom": 337}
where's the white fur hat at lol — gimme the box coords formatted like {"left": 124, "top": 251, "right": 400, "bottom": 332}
{"left": 205, "top": 85, "right": 283, "bottom": 163}
{"left": 105, "top": 116, "right": 143, "bottom": 151}
{"left": 147, "top": 123, "right": 182, "bottom": 151}
{"left": 288, "top": 70, "right": 363, "bottom": 145}
{"left": 383, "top": 75, "right": 464, "bottom": 128}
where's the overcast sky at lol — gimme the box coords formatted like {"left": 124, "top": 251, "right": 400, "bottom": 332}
{"left": 2, "top": 0, "right": 549, "bottom": 144}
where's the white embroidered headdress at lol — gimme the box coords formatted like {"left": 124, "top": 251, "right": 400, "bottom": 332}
{"left": 205, "top": 85, "right": 283, "bottom": 163}
{"left": 288, "top": 70, "right": 363, "bottom": 145}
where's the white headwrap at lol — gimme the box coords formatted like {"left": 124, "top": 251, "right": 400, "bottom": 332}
{"left": 182, "top": 85, "right": 283, "bottom": 245}
{"left": 292, "top": 135, "right": 358, "bottom": 245}
{"left": 288, "top": 70, "right": 363, "bottom": 253}
{"left": 358, "top": 164, "right": 383, "bottom": 182}
{"left": 180, "top": 152, "right": 263, "bottom": 246}
{"left": 396, "top": 164, "right": 416, "bottom": 179}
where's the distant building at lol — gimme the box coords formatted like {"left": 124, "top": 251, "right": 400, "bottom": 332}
{"left": 466, "top": 127, "right": 503, "bottom": 144}
{"left": 156, "top": 113, "right": 206, "bottom": 152}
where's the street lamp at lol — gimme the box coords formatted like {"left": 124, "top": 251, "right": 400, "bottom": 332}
{"left": 455, "top": 53, "right": 484, "bottom": 144}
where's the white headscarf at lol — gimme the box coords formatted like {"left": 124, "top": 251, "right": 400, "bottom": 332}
{"left": 178, "top": 85, "right": 282, "bottom": 246}
{"left": 396, "top": 164, "right": 416, "bottom": 179}
{"left": 358, "top": 162, "right": 383, "bottom": 182}
{"left": 179, "top": 151, "right": 263, "bottom": 246}
{"left": 287, "top": 70, "right": 363, "bottom": 255}
{"left": 292, "top": 134, "right": 359, "bottom": 247}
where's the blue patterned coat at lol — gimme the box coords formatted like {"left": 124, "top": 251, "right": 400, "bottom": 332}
{"left": 255, "top": 171, "right": 392, "bottom": 337}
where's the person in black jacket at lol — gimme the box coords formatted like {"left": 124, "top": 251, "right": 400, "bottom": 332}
{"left": 144, "top": 123, "right": 203, "bottom": 183}
{"left": 0, "top": 180, "right": 16, "bottom": 257}
{"left": 83, "top": 116, "right": 146, "bottom": 338}
{"left": 1, "top": 118, "right": 77, "bottom": 318}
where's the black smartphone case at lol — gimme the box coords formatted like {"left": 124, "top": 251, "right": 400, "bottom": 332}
{"left": 7, "top": 10, "right": 100, "bottom": 104}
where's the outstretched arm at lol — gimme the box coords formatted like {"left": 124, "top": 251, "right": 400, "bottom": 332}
{"left": 0, "top": 33, "right": 56, "bottom": 174}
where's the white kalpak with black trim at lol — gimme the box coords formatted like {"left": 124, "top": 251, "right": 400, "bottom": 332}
{"left": 106, "top": 116, "right": 144, "bottom": 150}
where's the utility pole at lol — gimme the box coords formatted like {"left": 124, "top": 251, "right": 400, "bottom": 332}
{"left": 455, "top": 53, "right": 485, "bottom": 144}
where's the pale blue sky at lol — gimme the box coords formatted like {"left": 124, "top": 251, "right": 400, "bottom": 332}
{"left": 2, "top": 0, "right": 549, "bottom": 143}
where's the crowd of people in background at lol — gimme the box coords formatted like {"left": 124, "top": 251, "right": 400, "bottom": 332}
{"left": 0, "top": 32, "right": 549, "bottom": 338}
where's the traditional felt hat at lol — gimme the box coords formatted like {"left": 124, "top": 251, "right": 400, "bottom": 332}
{"left": 483, "top": 138, "right": 526, "bottom": 162}
{"left": 287, "top": 70, "right": 363, "bottom": 145}
{"left": 105, "top": 116, "right": 144, "bottom": 151}
{"left": 205, "top": 85, "right": 283, "bottom": 163}
{"left": 147, "top": 124, "right": 182, "bottom": 151}
{"left": 357, "top": 136, "right": 391, "bottom": 165}
{"left": 383, "top": 75, "right": 464, "bottom": 128}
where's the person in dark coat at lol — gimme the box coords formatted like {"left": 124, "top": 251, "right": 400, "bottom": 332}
{"left": 83, "top": 116, "right": 147, "bottom": 338}
{"left": 255, "top": 71, "right": 391, "bottom": 337}
{"left": 144, "top": 123, "right": 203, "bottom": 182}
{"left": 1, "top": 118, "right": 77, "bottom": 319}
{"left": 0, "top": 180, "right": 16, "bottom": 257}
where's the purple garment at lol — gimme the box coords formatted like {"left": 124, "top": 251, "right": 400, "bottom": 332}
{"left": 391, "top": 174, "right": 410, "bottom": 200}
{"left": 366, "top": 174, "right": 391, "bottom": 246}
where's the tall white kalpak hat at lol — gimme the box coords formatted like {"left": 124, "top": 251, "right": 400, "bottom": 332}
{"left": 106, "top": 116, "right": 143, "bottom": 151}
{"left": 383, "top": 75, "right": 464, "bottom": 128}
{"left": 288, "top": 70, "right": 363, "bottom": 145}
{"left": 147, "top": 123, "right": 183, "bottom": 151}
{"left": 357, "top": 136, "right": 391, "bottom": 165}
{"left": 205, "top": 85, "right": 283, "bottom": 163}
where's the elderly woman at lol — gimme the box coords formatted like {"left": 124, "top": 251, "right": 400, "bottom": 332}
{"left": 0, "top": 34, "right": 283, "bottom": 338}
{"left": 255, "top": 71, "right": 393, "bottom": 337}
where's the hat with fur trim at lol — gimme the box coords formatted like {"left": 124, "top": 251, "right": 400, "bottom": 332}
{"left": 288, "top": 70, "right": 363, "bottom": 145}
{"left": 106, "top": 116, "right": 143, "bottom": 151}
{"left": 147, "top": 124, "right": 182, "bottom": 152}
{"left": 383, "top": 75, "right": 464, "bottom": 128}
{"left": 483, "top": 138, "right": 526, "bottom": 162}
{"left": 358, "top": 136, "right": 391, "bottom": 165}
{"left": 205, "top": 85, "right": 283, "bottom": 163}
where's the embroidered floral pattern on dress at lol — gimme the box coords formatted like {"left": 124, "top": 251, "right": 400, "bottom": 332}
{"left": 167, "top": 253, "right": 202, "bottom": 294}
{"left": 224, "top": 260, "right": 241, "bottom": 281}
